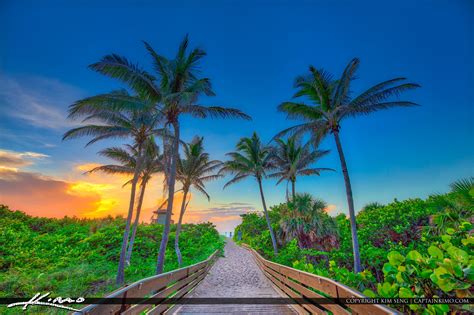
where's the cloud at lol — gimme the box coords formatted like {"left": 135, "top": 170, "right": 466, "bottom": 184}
{"left": 183, "top": 202, "right": 256, "bottom": 233}
{"left": 0, "top": 149, "right": 49, "bottom": 169}
{"left": 0, "top": 74, "right": 84, "bottom": 130}
{"left": 0, "top": 168, "right": 101, "bottom": 217}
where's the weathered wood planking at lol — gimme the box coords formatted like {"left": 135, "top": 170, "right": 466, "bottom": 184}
{"left": 242, "top": 244, "right": 399, "bottom": 315}
{"left": 72, "top": 250, "right": 218, "bottom": 315}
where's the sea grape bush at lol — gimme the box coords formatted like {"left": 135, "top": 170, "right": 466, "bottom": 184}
{"left": 364, "top": 223, "right": 473, "bottom": 314}
{"left": 0, "top": 205, "right": 224, "bottom": 303}
{"left": 235, "top": 180, "right": 473, "bottom": 314}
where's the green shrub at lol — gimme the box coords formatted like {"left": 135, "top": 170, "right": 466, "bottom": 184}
{"left": 235, "top": 178, "right": 473, "bottom": 315}
{"left": 0, "top": 204, "right": 224, "bottom": 312}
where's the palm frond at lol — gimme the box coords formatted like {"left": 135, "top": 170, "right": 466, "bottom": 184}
{"left": 223, "top": 173, "right": 249, "bottom": 189}
{"left": 63, "top": 125, "right": 129, "bottom": 144}
{"left": 341, "top": 101, "right": 419, "bottom": 119}
{"left": 332, "top": 58, "right": 360, "bottom": 108}
{"left": 89, "top": 54, "right": 161, "bottom": 100}
{"left": 68, "top": 90, "right": 152, "bottom": 119}
{"left": 182, "top": 105, "right": 251, "bottom": 120}
{"left": 278, "top": 102, "right": 324, "bottom": 121}
{"left": 86, "top": 164, "right": 134, "bottom": 175}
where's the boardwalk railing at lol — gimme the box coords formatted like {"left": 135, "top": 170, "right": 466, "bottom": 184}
{"left": 74, "top": 250, "right": 219, "bottom": 315}
{"left": 242, "top": 244, "right": 398, "bottom": 315}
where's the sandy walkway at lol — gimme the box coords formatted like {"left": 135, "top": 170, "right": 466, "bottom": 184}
{"left": 173, "top": 239, "right": 295, "bottom": 314}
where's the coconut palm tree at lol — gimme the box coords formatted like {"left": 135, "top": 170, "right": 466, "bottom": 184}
{"left": 220, "top": 132, "right": 278, "bottom": 255}
{"left": 84, "top": 142, "right": 160, "bottom": 265}
{"left": 277, "top": 58, "right": 420, "bottom": 272}
{"left": 269, "top": 136, "right": 334, "bottom": 200}
{"left": 85, "top": 35, "right": 250, "bottom": 274}
{"left": 64, "top": 103, "right": 159, "bottom": 284}
{"left": 175, "top": 136, "right": 222, "bottom": 266}
{"left": 125, "top": 140, "right": 163, "bottom": 265}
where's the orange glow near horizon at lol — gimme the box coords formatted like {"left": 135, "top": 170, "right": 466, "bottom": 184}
{"left": 0, "top": 150, "right": 246, "bottom": 233}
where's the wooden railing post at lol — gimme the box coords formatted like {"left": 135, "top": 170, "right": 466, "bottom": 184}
{"left": 241, "top": 244, "right": 399, "bottom": 315}
{"left": 72, "top": 249, "right": 219, "bottom": 315}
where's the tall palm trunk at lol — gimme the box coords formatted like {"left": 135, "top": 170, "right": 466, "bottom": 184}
{"left": 291, "top": 179, "right": 296, "bottom": 201}
{"left": 156, "top": 121, "right": 180, "bottom": 274}
{"left": 257, "top": 178, "right": 278, "bottom": 255}
{"left": 333, "top": 130, "right": 362, "bottom": 272}
{"left": 116, "top": 150, "right": 142, "bottom": 285}
{"left": 125, "top": 179, "right": 148, "bottom": 265}
{"left": 174, "top": 187, "right": 189, "bottom": 266}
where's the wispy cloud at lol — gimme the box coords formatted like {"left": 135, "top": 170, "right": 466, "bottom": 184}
{"left": 0, "top": 149, "right": 49, "bottom": 169}
{"left": 184, "top": 201, "right": 256, "bottom": 233}
{"left": 0, "top": 74, "right": 84, "bottom": 130}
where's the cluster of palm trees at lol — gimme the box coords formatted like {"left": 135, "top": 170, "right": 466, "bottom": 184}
{"left": 219, "top": 132, "right": 333, "bottom": 256}
{"left": 64, "top": 35, "right": 419, "bottom": 284}
{"left": 220, "top": 58, "right": 420, "bottom": 272}
{"left": 64, "top": 36, "right": 250, "bottom": 285}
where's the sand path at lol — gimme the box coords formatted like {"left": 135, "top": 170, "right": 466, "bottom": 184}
{"left": 173, "top": 239, "right": 295, "bottom": 314}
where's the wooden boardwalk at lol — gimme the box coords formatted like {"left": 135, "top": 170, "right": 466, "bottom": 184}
{"left": 171, "top": 239, "right": 296, "bottom": 314}
{"left": 75, "top": 240, "right": 396, "bottom": 314}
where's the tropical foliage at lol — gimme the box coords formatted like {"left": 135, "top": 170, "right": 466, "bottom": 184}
{"left": 175, "top": 136, "right": 222, "bottom": 266}
{"left": 64, "top": 35, "right": 250, "bottom": 280}
{"left": 0, "top": 205, "right": 224, "bottom": 313}
{"left": 64, "top": 99, "right": 159, "bottom": 284}
{"left": 235, "top": 178, "right": 473, "bottom": 314}
{"left": 7, "top": 33, "right": 470, "bottom": 315}
{"left": 278, "top": 193, "right": 339, "bottom": 253}
{"left": 220, "top": 132, "right": 279, "bottom": 255}
{"left": 277, "top": 58, "right": 420, "bottom": 272}
{"left": 269, "top": 136, "right": 333, "bottom": 200}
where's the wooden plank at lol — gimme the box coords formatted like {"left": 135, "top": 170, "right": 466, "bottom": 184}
{"left": 263, "top": 259, "right": 339, "bottom": 298}
{"left": 262, "top": 265, "right": 326, "bottom": 315}
{"left": 75, "top": 250, "right": 218, "bottom": 315}
{"left": 243, "top": 246, "right": 397, "bottom": 315}
{"left": 266, "top": 275, "right": 308, "bottom": 315}
{"left": 188, "top": 261, "right": 207, "bottom": 274}
{"left": 262, "top": 270, "right": 310, "bottom": 315}
{"left": 264, "top": 265, "right": 349, "bottom": 315}
{"left": 80, "top": 276, "right": 171, "bottom": 315}
{"left": 336, "top": 285, "right": 398, "bottom": 315}
{"left": 147, "top": 273, "right": 207, "bottom": 315}
{"left": 123, "top": 264, "right": 209, "bottom": 315}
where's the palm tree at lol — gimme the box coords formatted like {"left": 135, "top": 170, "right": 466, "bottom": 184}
{"left": 64, "top": 103, "right": 158, "bottom": 284}
{"left": 84, "top": 142, "right": 160, "bottom": 265}
{"left": 269, "top": 136, "right": 334, "bottom": 200}
{"left": 279, "top": 193, "right": 339, "bottom": 252}
{"left": 277, "top": 58, "right": 420, "bottom": 272}
{"left": 125, "top": 140, "right": 163, "bottom": 265}
{"left": 175, "top": 137, "right": 222, "bottom": 266}
{"left": 220, "top": 132, "right": 278, "bottom": 255}
{"left": 88, "top": 35, "right": 251, "bottom": 274}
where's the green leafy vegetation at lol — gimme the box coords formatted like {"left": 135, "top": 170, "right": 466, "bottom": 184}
{"left": 0, "top": 204, "right": 224, "bottom": 300}
{"left": 235, "top": 178, "right": 473, "bottom": 314}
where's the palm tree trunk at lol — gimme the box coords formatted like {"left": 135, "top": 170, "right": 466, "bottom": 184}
{"left": 291, "top": 179, "right": 296, "bottom": 201}
{"left": 156, "top": 121, "right": 180, "bottom": 274}
{"left": 116, "top": 150, "right": 143, "bottom": 285}
{"left": 257, "top": 178, "right": 278, "bottom": 255}
{"left": 175, "top": 188, "right": 188, "bottom": 267}
{"left": 333, "top": 130, "right": 362, "bottom": 272}
{"left": 125, "top": 179, "right": 148, "bottom": 266}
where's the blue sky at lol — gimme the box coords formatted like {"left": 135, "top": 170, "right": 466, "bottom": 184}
{"left": 0, "top": 0, "right": 473, "bottom": 232}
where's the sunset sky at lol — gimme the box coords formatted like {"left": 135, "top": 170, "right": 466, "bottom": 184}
{"left": 1, "top": 0, "right": 473, "bottom": 233}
